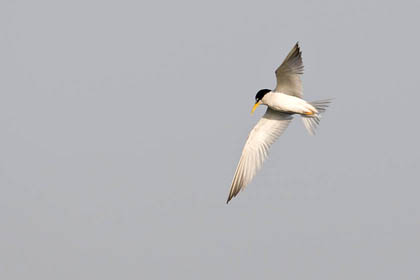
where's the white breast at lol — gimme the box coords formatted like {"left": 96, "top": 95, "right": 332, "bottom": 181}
{"left": 262, "top": 92, "right": 315, "bottom": 114}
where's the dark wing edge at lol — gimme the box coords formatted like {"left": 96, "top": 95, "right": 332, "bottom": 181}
{"left": 275, "top": 42, "right": 304, "bottom": 76}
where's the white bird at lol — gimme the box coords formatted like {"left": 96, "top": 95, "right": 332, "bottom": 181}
{"left": 227, "top": 42, "right": 331, "bottom": 203}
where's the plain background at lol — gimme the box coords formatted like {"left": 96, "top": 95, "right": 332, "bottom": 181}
{"left": 1, "top": 0, "right": 420, "bottom": 279}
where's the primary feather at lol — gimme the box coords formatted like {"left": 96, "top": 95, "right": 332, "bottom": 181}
{"left": 274, "top": 42, "right": 304, "bottom": 98}
{"left": 227, "top": 109, "right": 293, "bottom": 203}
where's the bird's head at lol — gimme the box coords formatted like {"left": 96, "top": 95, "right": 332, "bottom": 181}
{"left": 251, "top": 89, "right": 271, "bottom": 114}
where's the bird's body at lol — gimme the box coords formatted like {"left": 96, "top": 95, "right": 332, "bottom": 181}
{"left": 227, "top": 42, "right": 332, "bottom": 203}
{"left": 260, "top": 91, "right": 317, "bottom": 115}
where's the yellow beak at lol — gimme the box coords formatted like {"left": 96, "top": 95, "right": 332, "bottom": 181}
{"left": 251, "top": 101, "right": 261, "bottom": 114}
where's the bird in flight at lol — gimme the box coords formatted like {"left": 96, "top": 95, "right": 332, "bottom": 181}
{"left": 227, "top": 42, "right": 331, "bottom": 203}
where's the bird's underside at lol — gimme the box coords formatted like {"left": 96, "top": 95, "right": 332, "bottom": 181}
{"left": 226, "top": 42, "right": 331, "bottom": 203}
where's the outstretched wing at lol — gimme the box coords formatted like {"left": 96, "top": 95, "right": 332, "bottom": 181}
{"left": 227, "top": 109, "right": 293, "bottom": 203}
{"left": 274, "top": 42, "right": 304, "bottom": 98}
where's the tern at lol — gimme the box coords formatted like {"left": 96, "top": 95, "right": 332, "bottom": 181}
{"left": 227, "top": 42, "right": 331, "bottom": 203}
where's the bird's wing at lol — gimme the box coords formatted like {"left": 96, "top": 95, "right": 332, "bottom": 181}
{"left": 227, "top": 108, "right": 293, "bottom": 203}
{"left": 274, "top": 42, "right": 304, "bottom": 98}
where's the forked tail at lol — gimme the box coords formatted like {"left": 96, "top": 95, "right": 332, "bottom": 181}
{"left": 301, "top": 99, "right": 332, "bottom": 135}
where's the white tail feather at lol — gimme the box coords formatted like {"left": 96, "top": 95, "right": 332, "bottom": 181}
{"left": 302, "top": 99, "right": 332, "bottom": 135}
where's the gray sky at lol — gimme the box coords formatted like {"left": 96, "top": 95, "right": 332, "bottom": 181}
{"left": 1, "top": 0, "right": 420, "bottom": 279}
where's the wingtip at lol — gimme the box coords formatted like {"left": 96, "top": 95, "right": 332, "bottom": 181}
{"left": 288, "top": 42, "right": 302, "bottom": 58}
{"left": 226, "top": 192, "right": 237, "bottom": 204}
{"left": 296, "top": 42, "right": 301, "bottom": 52}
